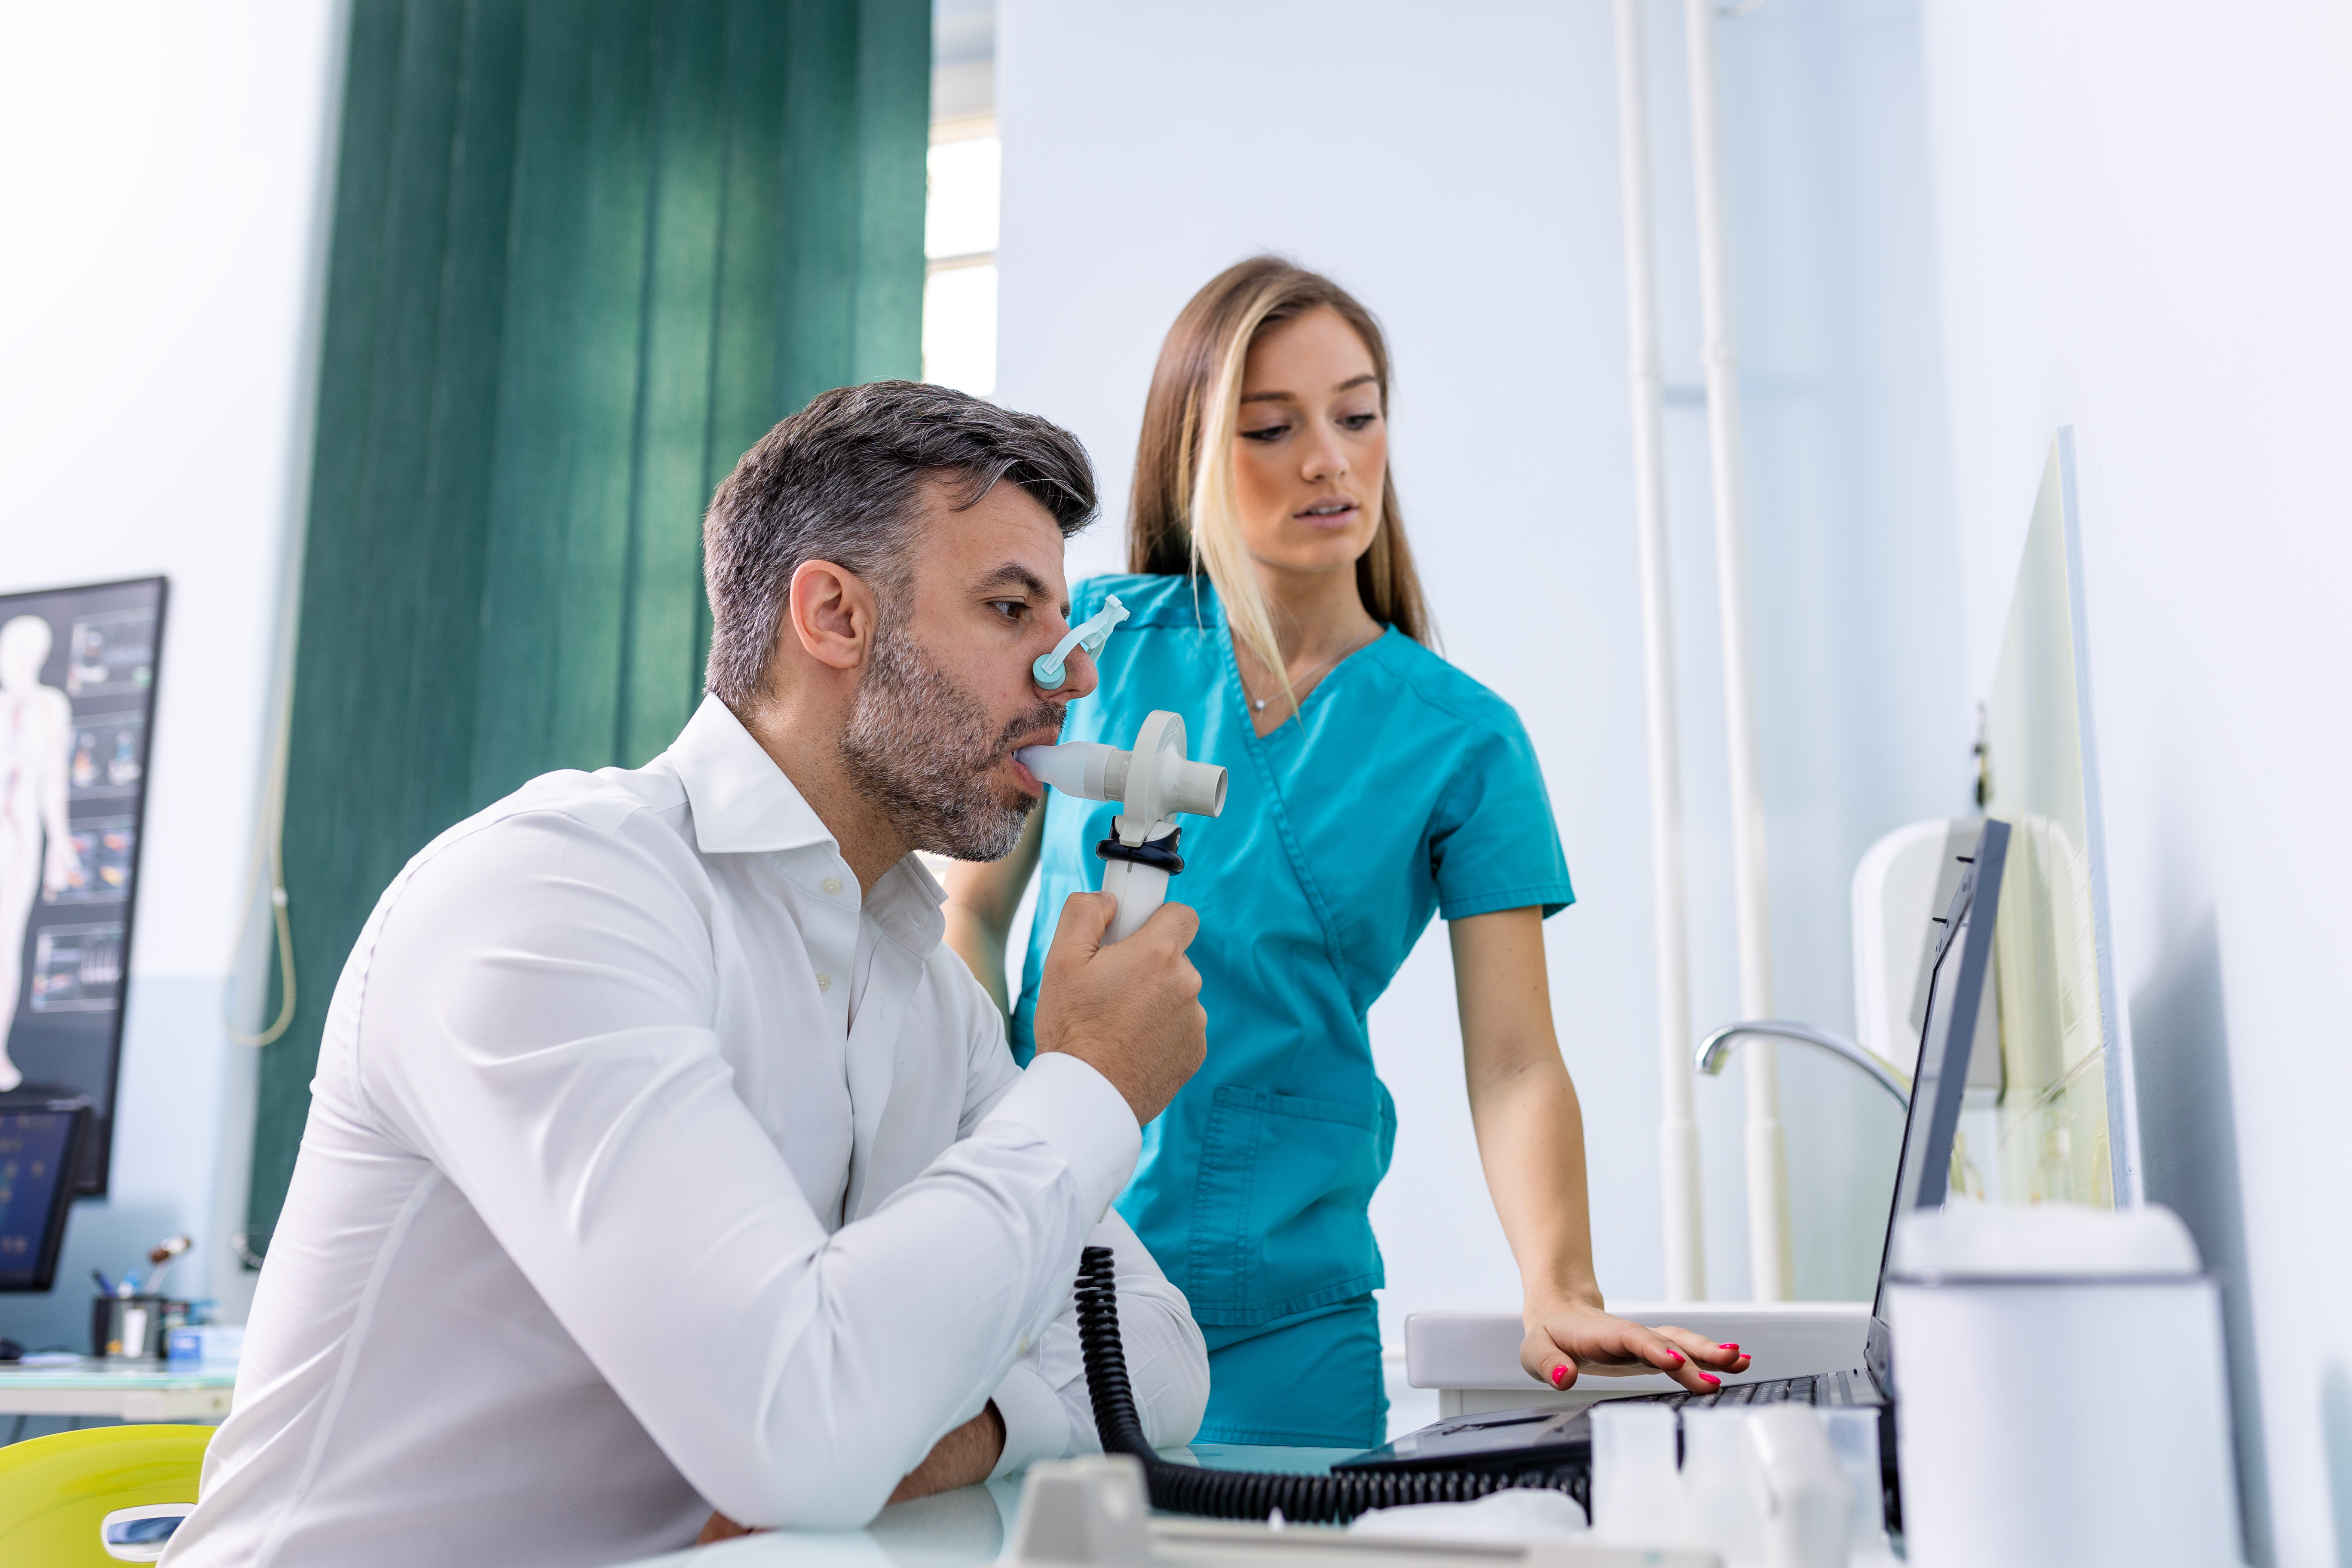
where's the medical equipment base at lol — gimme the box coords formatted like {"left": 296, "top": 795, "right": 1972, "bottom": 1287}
{"left": 1001, "top": 1455, "right": 1719, "bottom": 1568}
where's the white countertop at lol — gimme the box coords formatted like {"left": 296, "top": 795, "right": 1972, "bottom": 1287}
{"left": 615, "top": 1447, "right": 1355, "bottom": 1568}
{"left": 0, "top": 1356, "right": 239, "bottom": 1419}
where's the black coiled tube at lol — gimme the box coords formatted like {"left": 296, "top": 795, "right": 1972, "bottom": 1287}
{"left": 1075, "top": 1245, "right": 1571, "bottom": 1524}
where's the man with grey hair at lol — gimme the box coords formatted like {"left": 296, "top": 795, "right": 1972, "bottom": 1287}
{"left": 170, "top": 383, "right": 1213, "bottom": 1568}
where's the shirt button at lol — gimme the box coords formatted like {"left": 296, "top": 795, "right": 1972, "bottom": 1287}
{"left": 821, "top": 877, "right": 843, "bottom": 896}
{"left": 815, "top": 972, "right": 832, "bottom": 992}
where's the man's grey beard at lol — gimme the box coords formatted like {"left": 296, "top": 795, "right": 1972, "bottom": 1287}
{"left": 839, "top": 617, "right": 1063, "bottom": 863}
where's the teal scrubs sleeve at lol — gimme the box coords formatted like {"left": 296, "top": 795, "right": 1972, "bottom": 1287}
{"left": 1429, "top": 718, "right": 1575, "bottom": 921}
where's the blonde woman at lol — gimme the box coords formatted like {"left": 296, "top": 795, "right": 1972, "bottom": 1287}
{"left": 944, "top": 258, "right": 1746, "bottom": 1446}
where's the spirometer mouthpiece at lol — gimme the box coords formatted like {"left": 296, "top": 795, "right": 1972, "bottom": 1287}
{"left": 1032, "top": 595, "right": 1129, "bottom": 689}
{"left": 1017, "top": 741, "right": 1131, "bottom": 802}
{"left": 1016, "top": 722, "right": 1225, "bottom": 822}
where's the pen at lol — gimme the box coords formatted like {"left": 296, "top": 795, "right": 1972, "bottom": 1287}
{"left": 92, "top": 1268, "right": 113, "bottom": 1295}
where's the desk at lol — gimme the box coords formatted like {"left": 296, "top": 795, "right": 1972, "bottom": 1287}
{"left": 616, "top": 1446, "right": 1353, "bottom": 1568}
{"left": 0, "top": 1359, "right": 237, "bottom": 1423}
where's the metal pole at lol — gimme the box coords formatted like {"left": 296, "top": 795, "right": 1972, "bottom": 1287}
{"left": 1612, "top": 0, "right": 1704, "bottom": 1302}
{"left": 1681, "top": 0, "right": 1790, "bottom": 1299}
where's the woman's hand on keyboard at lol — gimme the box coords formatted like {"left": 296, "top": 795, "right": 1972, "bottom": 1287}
{"left": 1520, "top": 1299, "right": 1752, "bottom": 1395}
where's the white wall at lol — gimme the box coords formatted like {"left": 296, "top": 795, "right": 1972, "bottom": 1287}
{"left": 0, "top": 0, "right": 344, "bottom": 1352}
{"left": 1918, "top": 6, "right": 2352, "bottom": 1560}
{"left": 995, "top": 0, "right": 1966, "bottom": 1360}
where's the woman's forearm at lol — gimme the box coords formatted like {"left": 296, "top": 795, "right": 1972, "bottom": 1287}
{"left": 1453, "top": 910, "right": 1749, "bottom": 1395}
{"left": 1466, "top": 1055, "right": 1603, "bottom": 1309}
{"left": 940, "top": 808, "right": 1045, "bottom": 1018}
{"left": 1450, "top": 908, "right": 1603, "bottom": 1311}
{"left": 944, "top": 905, "right": 1013, "bottom": 1015}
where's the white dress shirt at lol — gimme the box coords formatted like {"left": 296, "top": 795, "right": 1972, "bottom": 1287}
{"left": 166, "top": 696, "right": 1207, "bottom": 1568}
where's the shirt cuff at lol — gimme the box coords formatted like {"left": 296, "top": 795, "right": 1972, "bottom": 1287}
{"left": 981, "top": 1051, "right": 1142, "bottom": 1223}
{"left": 988, "top": 1357, "right": 1075, "bottom": 1480}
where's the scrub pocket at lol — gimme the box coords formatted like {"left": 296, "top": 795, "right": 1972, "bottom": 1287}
{"left": 1185, "top": 1083, "right": 1396, "bottom": 1323}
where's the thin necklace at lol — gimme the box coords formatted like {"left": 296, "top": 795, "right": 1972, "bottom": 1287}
{"left": 1247, "top": 628, "right": 1379, "bottom": 714}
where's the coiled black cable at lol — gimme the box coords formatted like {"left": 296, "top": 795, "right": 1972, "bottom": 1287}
{"left": 1075, "top": 1245, "right": 1580, "bottom": 1524}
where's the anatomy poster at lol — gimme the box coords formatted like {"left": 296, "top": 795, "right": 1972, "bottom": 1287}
{"left": 1, "top": 577, "right": 165, "bottom": 1193}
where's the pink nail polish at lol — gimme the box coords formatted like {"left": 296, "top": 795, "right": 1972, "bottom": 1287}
{"left": 1720, "top": 1343, "right": 1739, "bottom": 1351}
{"left": 1550, "top": 1364, "right": 1568, "bottom": 1388}
{"left": 1700, "top": 1373, "right": 1721, "bottom": 1386}
{"left": 1666, "top": 1350, "right": 1684, "bottom": 1364}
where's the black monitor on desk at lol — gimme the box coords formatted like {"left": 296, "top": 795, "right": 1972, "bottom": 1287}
{"left": 0, "top": 1099, "right": 90, "bottom": 1292}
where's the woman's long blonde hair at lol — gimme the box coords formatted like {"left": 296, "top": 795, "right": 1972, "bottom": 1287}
{"left": 1128, "top": 257, "right": 1432, "bottom": 710}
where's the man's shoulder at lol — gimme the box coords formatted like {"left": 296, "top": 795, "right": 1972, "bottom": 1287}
{"left": 502, "top": 760, "right": 689, "bottom": 833}
{"left": 405, "top": 758, "right": 696, "bottom": 886}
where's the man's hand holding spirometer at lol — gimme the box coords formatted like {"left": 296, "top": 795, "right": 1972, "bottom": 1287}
{"left": 1032, "top": 891, "right": 1206, "bottom": 1125}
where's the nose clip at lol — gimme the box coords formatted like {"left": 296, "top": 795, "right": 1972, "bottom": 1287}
{"left": 1033, "top": 594, "right": 1128, "bottom": 690}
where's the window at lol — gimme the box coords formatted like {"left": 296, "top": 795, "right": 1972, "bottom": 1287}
{"left": 922, "top": 118, "right": 999, "bottom": 398}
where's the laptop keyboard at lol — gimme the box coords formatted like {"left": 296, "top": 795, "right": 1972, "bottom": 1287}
{"left": 1625, "top": 1367, "right": 1880, "bottom": 1410}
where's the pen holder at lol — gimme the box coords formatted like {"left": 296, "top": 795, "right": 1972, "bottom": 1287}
{"left": 91, "top": 1295, "right": 178, "bottom": 1360}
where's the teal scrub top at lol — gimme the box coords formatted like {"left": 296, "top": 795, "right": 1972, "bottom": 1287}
{"left": 1011, "top": 575, "right": 1574, "bottom": 1328}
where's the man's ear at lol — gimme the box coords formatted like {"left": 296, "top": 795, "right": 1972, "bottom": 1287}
{"left": 786, "top": 559, "right": 878, "bottom": 674}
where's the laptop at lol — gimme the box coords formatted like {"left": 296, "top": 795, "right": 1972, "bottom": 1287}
{"left": 1333, "top": 818, "right": 2013, "bottom": 1529}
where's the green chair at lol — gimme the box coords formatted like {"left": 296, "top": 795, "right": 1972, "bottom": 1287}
{"left": 0, "top": 1424, "right": 214, "bottom": 1564}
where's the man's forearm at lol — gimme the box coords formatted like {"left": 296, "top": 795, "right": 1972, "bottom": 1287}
{"left": 888, "top": 1403, "right": 1006, "bottom": 1504}
{"left": 702, "top": 1403, "right": 1007, "bottom": 1542}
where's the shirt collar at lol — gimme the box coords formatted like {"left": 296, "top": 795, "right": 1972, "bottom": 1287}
{"left": 665, "top": 695, "right": 947, "bottom": 952}
{"left": 669, "top": 694, "right": 837, "bottom": 856}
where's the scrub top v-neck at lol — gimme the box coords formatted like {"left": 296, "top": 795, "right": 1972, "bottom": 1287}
{"left": 1011, "top": 574, "right": 1574, "bottom": 1329}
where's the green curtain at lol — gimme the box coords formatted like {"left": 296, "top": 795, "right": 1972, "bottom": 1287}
{"left": 249, "top": 0, "right": 929, "bottom": 1252}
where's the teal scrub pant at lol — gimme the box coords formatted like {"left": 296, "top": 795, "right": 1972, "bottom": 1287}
{"left": 1196, "top": 1295, "right": 1387, "bottom": 1449}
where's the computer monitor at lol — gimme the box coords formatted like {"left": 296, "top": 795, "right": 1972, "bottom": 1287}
{"left": 1980, "top": 431, "right": 2132, "bottom": 1206}
{"left": 0, "top": 1100, "right": 90, "bottom": 1292}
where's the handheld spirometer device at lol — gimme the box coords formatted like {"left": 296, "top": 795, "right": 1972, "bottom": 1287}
{"left": 1019, "top": 597, "right": 1227, "bottom": 942}
{"left": 1016, "top": 714, "right": 1226, "bottom": 943}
